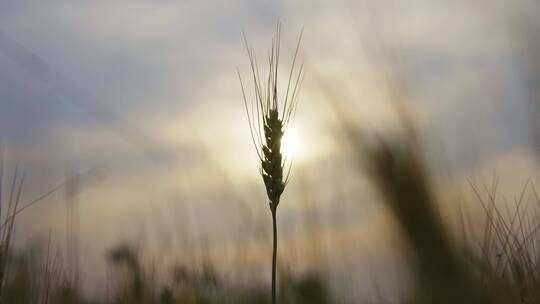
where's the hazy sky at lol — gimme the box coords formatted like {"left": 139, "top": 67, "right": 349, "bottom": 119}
{"left": 0, "top": 0, "right": 539, "bottom": 296}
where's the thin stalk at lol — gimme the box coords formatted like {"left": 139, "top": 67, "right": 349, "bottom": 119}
{"left": 271, "top": 207, "right": 277, "bottom": 304}
{"left": 240, "top": 25, "right": 303, "bottom": 304}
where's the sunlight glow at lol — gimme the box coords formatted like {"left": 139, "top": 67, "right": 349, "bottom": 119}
{"left": 281, "top": 126, "right": 300, "bottom": 161}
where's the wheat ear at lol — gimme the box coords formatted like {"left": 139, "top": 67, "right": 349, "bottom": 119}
{"left": 238, "top": 23, "right": 304, "bottom": 304}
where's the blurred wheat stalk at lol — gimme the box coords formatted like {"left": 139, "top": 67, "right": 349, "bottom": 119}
{"left": 238, "top": 23, "right": 304, "bottom": 304}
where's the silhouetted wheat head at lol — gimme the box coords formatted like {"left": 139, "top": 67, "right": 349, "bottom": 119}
{"left": 238, "top": 24, "right": 303, "bottom": 212}
{"left": 238, "top": 23, "right": 304, "bottom": 304}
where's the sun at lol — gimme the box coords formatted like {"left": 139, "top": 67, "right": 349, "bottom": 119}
{"left": 281, "top": 126, "right": 301, "bottom": 161}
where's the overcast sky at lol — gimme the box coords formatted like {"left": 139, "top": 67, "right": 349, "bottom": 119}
{"left": 0, "top": 0, "right": 539, "bottom": 296}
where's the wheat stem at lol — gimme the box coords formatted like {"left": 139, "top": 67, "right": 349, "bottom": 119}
{"left": 271, "top": 207, "right": 277, "bottom": 304}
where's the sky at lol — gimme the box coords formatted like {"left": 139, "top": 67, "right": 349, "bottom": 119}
{"left": 0, "top": 0, "right": 539, "bottom": 297}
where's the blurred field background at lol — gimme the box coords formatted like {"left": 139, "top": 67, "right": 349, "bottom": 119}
{"left": 1, "top": 0, "right": 540, "bottom": 303}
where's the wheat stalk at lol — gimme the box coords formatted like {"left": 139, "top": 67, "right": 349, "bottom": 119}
{"left": 238, "top": 23, "right": 304, "bottom": 304}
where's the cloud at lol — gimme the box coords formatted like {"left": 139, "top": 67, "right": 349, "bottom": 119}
{"left": 0, "top": 0, "right": 539, "bottom": 296}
